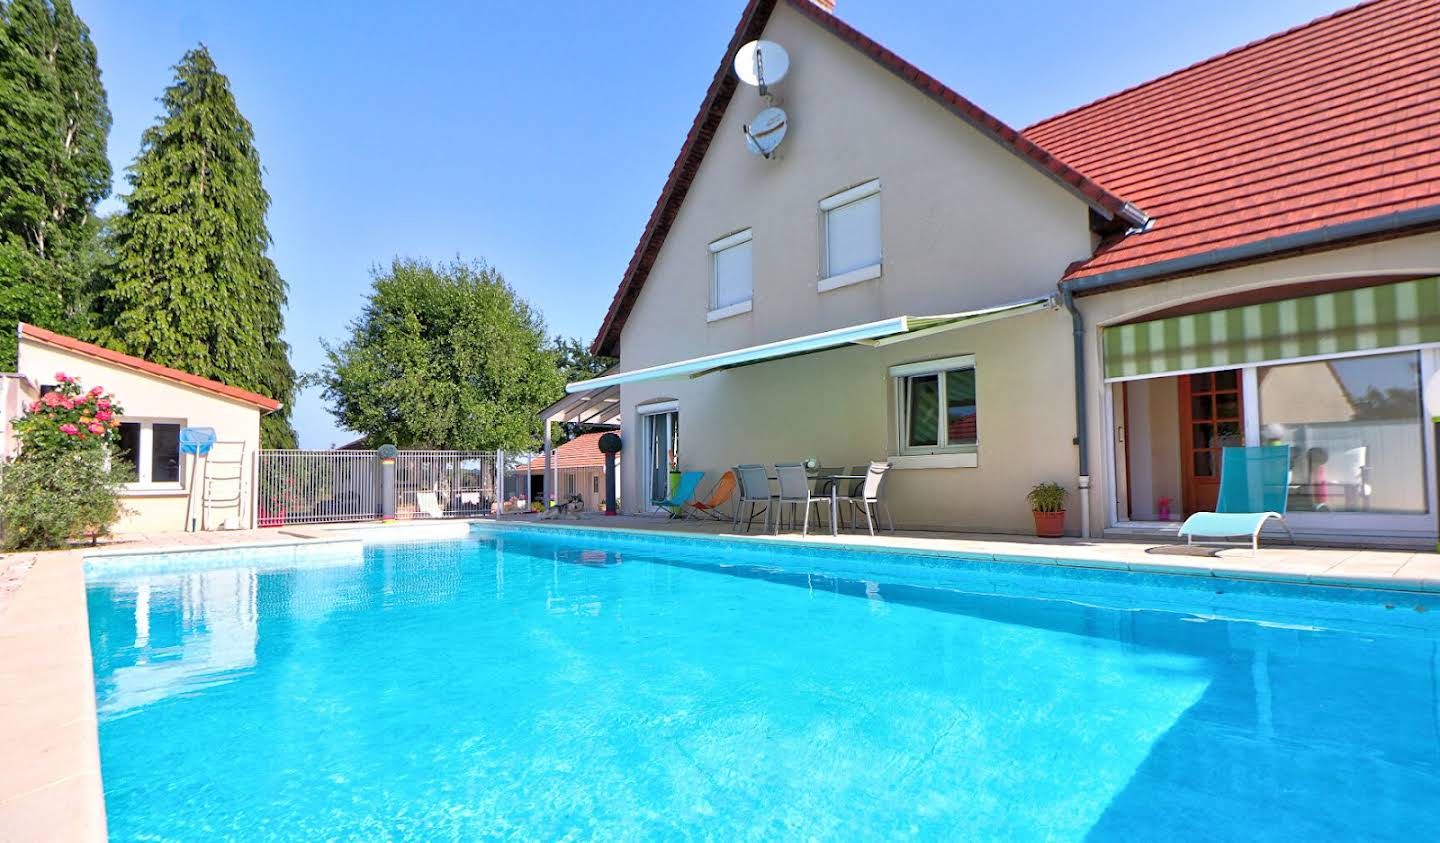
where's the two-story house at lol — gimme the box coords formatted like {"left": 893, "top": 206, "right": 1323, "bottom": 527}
{"left": 569, "top": 0, "right": 1440, "bottom": 547}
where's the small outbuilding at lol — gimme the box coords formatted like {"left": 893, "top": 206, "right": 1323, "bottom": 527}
{"left": 2, "top": 323, "right": 281, "bottom": 533}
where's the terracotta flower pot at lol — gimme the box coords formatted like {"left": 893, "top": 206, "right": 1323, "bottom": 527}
{"left": 1032, "top": 510, "right": 1066, "bottom": 538}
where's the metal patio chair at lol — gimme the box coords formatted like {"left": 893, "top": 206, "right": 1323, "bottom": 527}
{"left": 734, "top": 464, "right": 775, "bottom": 532}
{"left": 775, "top": 462, "right": 827, "bottom": 536}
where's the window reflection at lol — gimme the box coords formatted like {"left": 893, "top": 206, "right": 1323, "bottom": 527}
{"left": 1258, "top": 352, "right": 1426, "bottom": 513}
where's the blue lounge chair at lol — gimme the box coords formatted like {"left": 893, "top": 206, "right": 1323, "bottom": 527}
{"left": 1179, "top": 445, "right": 1295, "bottom": 555}
{"left": 654, "top": 470, "right": 704, "bottom": 518}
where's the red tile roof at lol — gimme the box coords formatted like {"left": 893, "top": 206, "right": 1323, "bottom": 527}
{"left": 1027, "top": 0, "right": 1440, "bottom": 285}
{"left": 592, "top": 0, "right": 1143, "bottom": 356}
{"left": 18, "top": 323, "right": 283, "bottom": 412}
{"left": 520, "top": 431, "right": 616, "bottom": 471}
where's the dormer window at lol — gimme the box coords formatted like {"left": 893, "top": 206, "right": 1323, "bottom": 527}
{"left": 819, "top": 179, "right": 881, "bottom": 292}
{"left": 708, "top": 229, "right": 753, "bottom": 322}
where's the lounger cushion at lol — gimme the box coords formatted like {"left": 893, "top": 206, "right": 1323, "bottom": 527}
{"left": 1178, "top": 511, "right": 1282, "bottom": 538}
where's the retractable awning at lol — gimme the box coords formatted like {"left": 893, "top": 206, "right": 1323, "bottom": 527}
{"left": 566, "top": 295, "right": 1055, "bottom": 393}
{"left": 1102, "top": 275, "right": 1440, "bottom": 381}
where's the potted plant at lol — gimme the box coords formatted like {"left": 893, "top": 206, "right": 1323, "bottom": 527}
{"left": 1026, "top": 482, "right": 1068, "bottom": 538}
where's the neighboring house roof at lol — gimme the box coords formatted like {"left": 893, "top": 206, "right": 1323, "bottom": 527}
{"left": 521, "top": 431, "right": 616, "bottom": 471}
{"left": 17, "top": 323, "right": 283, "bottom": 412}
{"left": 1027, "top": 0, "right": 1440, "bottom": 287}
{"left": 591, "top": 0, "right": 1144, "bottom": 356}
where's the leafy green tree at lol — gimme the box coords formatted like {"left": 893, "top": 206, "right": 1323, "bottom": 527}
{"left": 95, "top": 45, "right": 296, "bottom": 447}
{"left": 552, "top": 334, "right": 613, "bottom": 384}
{"left": 548, "top": 334, "right": 613, "bottom": 444}
{"left": 0, "top": 0, "right": 111, "bottom": 364}
{"left": 321, "top": 258, "right": 563, "bottom": 451}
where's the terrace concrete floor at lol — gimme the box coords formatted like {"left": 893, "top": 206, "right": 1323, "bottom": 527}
{"left": 2, "top": 517, "right": 1437, "bottom": 840}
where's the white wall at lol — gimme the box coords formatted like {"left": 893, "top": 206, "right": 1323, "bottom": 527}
{"left": 16, "top": 340, "right": 265, "bottom": 533}
{"left": 613, "top": 2, "right": 1096, "bottom": 533}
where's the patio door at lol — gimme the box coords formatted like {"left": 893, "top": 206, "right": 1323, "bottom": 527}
{"left": 1178, "top": 370, "right": 1244, "bottom": 515}
{"left": 641, "top": 408, "right": 679, "bottom": 506}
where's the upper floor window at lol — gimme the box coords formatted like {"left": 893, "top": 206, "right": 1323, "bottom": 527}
{"left": 708, "top": 229, "right": 753, "bottom": 321}
{"left": 819, "top": 179, "right": 881, "bottom": 292}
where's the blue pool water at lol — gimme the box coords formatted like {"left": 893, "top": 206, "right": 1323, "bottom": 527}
{"left": 87, "top": 526, "right": 1440, "bottom": 840}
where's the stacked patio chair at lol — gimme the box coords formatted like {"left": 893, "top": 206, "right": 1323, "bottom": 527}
{"left": 733, "top": 464, "right": 775, "bottom": 532}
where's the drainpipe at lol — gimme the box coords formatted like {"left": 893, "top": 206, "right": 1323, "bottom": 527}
{"left": 1062, "top": 286, "right": 1092, "bottom": 538}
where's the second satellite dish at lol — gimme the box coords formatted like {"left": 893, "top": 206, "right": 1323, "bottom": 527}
{"left": 744, "top": 107, "right": 788, "bottom": 158}
{"left": 734, "top": 40, "right": 789, "bottom": 95}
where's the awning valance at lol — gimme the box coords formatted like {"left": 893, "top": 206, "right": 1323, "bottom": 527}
{"left": 566, "top": 296, "right": 1054, "bottom": 393}
{"left": 1102, "top": 276, "right": 1440, "bottom": 381}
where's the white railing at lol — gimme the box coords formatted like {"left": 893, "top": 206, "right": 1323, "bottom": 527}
{"left": 394, "top": 450, "right": 500, "bottom": 518}
{"left": 255, "top": 448, "right": 559, "bottom": 525}
{"left": 256, "top": 449, "right": 380, "bottom": 525}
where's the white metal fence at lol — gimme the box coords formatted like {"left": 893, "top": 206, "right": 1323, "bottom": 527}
{"left": 394, "top": 450, "right": 499, "bottom": 517}
{"left": 255, "top": 448, "right": 537, "bottom": 526}
{"left": 256, "top": 449, "right": 380, "bottom": 525}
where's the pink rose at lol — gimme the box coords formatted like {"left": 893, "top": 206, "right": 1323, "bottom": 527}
{"left": 58, "top": 423, "right": 78, "bottom": 435}
{"left": 60, "top": 398, "right": 75, "bottom": 410}
{"left": 97, "top": 399, "right": 110, "bottom": 410}
{"left": 27, "top": 401, "right": 39, "bottom": 413}
{"left": 54, "top": 372, "right": 68, "bottom": 383}
{"left": 41, "top": 392, "right": 62, "bottom": 407}
{"left": 95, "top": 410, "right": 113, "bottom": 421}
{"left": 87, "top": 423, "right": 105, "bottom": 435}
{"left": 89, "top": 386, "right": 103, "bottom": 397}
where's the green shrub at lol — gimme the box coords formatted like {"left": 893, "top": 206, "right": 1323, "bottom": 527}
{"left": 0, "top": 373, "right": 129, "bottom": 550}
{"left": 0, "top": 446, "right": 127, "bottom": 549}
{"left": 1026, "top": 481, "right": 1068, "bottom": 513}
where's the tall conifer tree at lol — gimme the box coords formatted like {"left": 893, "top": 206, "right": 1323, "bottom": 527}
{"left": 98, "top": 46, "right": 296, "bottom": 446}
{"left": 0, "top": 0, "right": 110, "bottom": 363}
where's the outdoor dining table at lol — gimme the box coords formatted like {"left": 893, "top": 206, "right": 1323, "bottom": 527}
{"left": 763, "top": 470, "right": 866, "bottom": 537}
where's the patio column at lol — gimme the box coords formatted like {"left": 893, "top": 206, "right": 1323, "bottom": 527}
{"left": 542, "top": 420, "right": 553, "bottom": 507}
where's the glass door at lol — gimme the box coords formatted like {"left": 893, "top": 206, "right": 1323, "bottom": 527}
{"left": 1178, "top": 370, "right": 1243, "bottom": 514}
{"left": 642, "top": 410, "right": 678, "bottom": 505}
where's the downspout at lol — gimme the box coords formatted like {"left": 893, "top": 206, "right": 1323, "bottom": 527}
{"left": 1061, "top": 286, "right": 1092, "bottom": 538}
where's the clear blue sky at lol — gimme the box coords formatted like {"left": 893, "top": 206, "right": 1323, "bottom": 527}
{"left": 74, "top": 0, "right": 1351, "bottom": 447}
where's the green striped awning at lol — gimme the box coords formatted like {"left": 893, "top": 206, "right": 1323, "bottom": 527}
{"left": 1102, "top": 276, "right": 1440, "bottom": 380}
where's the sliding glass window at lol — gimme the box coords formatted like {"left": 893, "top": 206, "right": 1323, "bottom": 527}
{"left": 1258, "top": 351, "right": 1426, "bottom": 514}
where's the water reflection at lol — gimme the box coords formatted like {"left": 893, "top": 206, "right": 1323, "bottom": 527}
{"left": 90, "top": 568, "right": 260, "bottom": 717}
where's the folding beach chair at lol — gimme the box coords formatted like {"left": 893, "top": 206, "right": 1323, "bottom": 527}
{"left": 654, "top": 471, "right": 704, "bottom": 519}
{"left": 686, "top": 470, "right": 736, "bottom": 520}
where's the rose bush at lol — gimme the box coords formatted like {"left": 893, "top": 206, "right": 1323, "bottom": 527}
{"left": 12, "top": 373, "right": 125, "bottom": 453}
{"left": 0, "top": 373, "right": 129, "bottom": 550}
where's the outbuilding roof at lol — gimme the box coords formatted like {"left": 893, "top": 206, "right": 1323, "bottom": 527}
{"left": 521, "top": 431, "right": 615, "bottom": 471}
{"left": 1027, "top": 0, "right": 1440, "bottom": 286}
{"left": 18, "top": 323, "right": 283, "bottom": 412}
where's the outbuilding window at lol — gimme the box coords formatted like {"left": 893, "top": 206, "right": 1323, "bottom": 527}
{"left": 116, "top": 418, "right": 184, "bottom": 486}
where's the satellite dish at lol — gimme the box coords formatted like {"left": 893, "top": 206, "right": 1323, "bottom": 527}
{"left": 743, "top": 107, "right": 788, "bottom": 158}
{"left": 734, "top": 40, "right": 790, "bottom": 95}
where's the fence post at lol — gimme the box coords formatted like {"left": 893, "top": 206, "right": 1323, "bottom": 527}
{"left": 495, "top": 448, "right": 505, "bottom": 518}
{"left": 379, "top": 444, "right": 397, "bottom": 520}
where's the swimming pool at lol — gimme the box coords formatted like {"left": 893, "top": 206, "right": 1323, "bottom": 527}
{"left": 87, "top": 524, "right": 1440, "bottom": 840}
